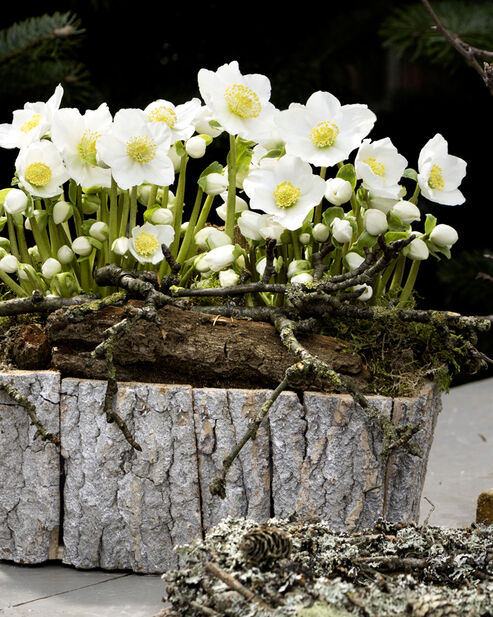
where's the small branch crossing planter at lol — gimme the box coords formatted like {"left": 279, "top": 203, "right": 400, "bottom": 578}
{"left": 0, "top": 370, "right": 441, "bottom": 573}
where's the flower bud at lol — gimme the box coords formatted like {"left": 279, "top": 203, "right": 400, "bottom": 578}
{"left": 57, "top": 244, "right": 75, "bottom": 264}
{"left": 194, "top": 253, "right": 210, "bottom": 273}
{"left": 112, "top": 237, "right": 129, "bottom": 256}
{"left": 180, "top": 221, "right": 189, "bottom": 236}
{"left": 312, "top": 223, "right": 330, "bottom": 242}
{"left": 202, "top": 244, "right": 236, "bottom": 272}
{"left": 259, "top": 217, "right": 284, "bottom": 243}
{"left": 53, "top": 200, "right": 73, "bottom": 224}
{"left": 256, "top": 256, "right": 280, "bottom": 276}
{"left": 331, "top": 218, "right": 353, "bottom": 244}
{"left": 89, "top": 221, "right": 109, "bottom": 242}
{"left": 345, "top": 251, "right": 365, "bottom": 270}
{"left": 203, "top": 172, "right": 229, "bottom": 196}
{"left": 0, "top": 237, "right": 11, "bottom": 251}
{"left": 291, "top": 272, "right": 314, "bottom": 285}
{"left": 81, "top": 194, "right": 100, "bottom": 215}
{"left": 41, "top": 258, "right": 62, "bottom": 279}
{"left": 185, "top": 135, "right": 207, "bottom": 158}
{"left": 137, "top": 184, "right": 153, "bottom": 206}
{"left": 219, "top": 269, "right": 239, "bottom": 287}
{"left": 72, "top": 236, "right": 93, "bottom": 256}
{"left": 206, "top": 228, "right": 232, "bottom": 249}
{"left": 237, "top": 211, "right": 264, "bottom": 241}
{"left": 150, "top": 208, "right": 174, "bottom": 225}
{"left": 391, "top": 200, "right": 421, "bottom": 225}
{"left": 194, "top": 227, "right": 213, "bottom": 250}
{"left": 299, "top": 233, "right": 311, "bottom": 245}
{"left": 216, "top": 194, "right": 248, "bottom": 221}
{"left": 287, "top": 259, "right": 311, "bottom": 279}
{"left": 28, "top": 245, "right": 41, "bottom": 262}
{"left": 4, "top": 189, "right": 28, "bottom": 215}
{"left": 193, "top": 106, "right": 223, "bottom": 137}
{"left": 168, "top": 145, "right": 183, "bottom": 172}
{"left": 354, "top": 284, "right": 373, "bottom": 301}
{"left": 430, "top": 224, "right": 458, "bottom": 249}
{"left": 404, "top": 237, "right": 429, "bottom": 261}
{"left": 364, "top": 208, "right": 388, "bottom": 236}
{"left": 0, "top": 254, "right": 19, "bottom": 273}
{"left": 325, "top": 178, "right": 353, "bottom": 206}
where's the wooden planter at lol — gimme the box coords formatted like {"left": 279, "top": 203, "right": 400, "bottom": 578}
{"left": 0, "top": 370, "right": 441, "bottom": 573}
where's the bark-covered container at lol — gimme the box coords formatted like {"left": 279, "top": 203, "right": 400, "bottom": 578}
{"left": 0, "top": 370, "right": 441, "bottom": 573}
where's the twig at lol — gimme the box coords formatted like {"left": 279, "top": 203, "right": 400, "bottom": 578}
{"left": 354, "top": 555, "right": 429, "bottom": 570}
{"left": 422, "top": 496, "right": 436, "bottom": 526}
{"left": 189, "top": 601, "right": 220, "bottom": 616}
{"left": 0, "top": 292, "right": 95, "bottom": 317}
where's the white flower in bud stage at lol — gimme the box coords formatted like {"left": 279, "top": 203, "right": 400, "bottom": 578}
{"left": 129, "top": 222, "right": 174, "bottom": 264}
{"left": 150, "top": 208, "right": 174, "bottom": 225}
{"left": 194, "top": 227, "right": 231, "bottom": 250}
{"left": 287, "top": 259, "right": 311, "bottom": 279}
{"left": 331, "top": 217, "right": 353, "bottom": 244}
{"left": 97, "top": 109, "right": 174, "bottom": 190}
{"left": 404, "top": 237, "right": 429, "bottom": 261}
{"left": 291, "top": 272, "right": 313, "bottom": 285}
{"left": 0, "top": 254, "right": 19, "bottom": 273}
{"left": 363, "top": 208, "right": 388, "bottom": 236}
{"left": 57, "top": 245, "right": 74, "bottom": 264}
{"left": 324, "top": 177, "right": 353, "bottom": 206}
{"left": 72, "top": 236, "right": 93, "bottom": 256}
{"left": 243, "top": 155, "right": 326, "bottom": 230}
{"left": 192, "top": 105, "right": 224, "bottom": 137}
{"left": 275, "top": 91, "right": 376, "bottom": 168}
{"left": 256, "top": 256, "right": 280, "bottom": 276}
{"left": 3, "top": 189, "right": 28, "bottom": 215}
{"left": 203, "top": 172, "right": 229, "bottom": 196}
{"left": 219, "top": 269, "right": 240, "bottom": 287}
{"left": 345, "top": 251, "right": 365, "bottom": 270}
{"left": 216, "top": 193, "right": 248, "bottom": 221}
{"left": 112, "top": 237, "right": 129, "bottom": 256}
{"left": 198, "top": 60, "right": 277, "bottom": 142}
{"left": 53, "top": 200, "right": 73, "bottom": 224}
{"left": 312, "top": 223, "right": 330, "bottom": 242}
{"left": 51, "top": 104, "right": 112, "bottom": 188}
{"left": 89, "top": 221, "right": 109, "bottom": 242}
{"left": 41, "top": 258, "right": 62, "bottom": 279}
{"left": 355, "top": 137, "right": 407, "bottom": 199}
{"left": 0, "top": 84, "right": 63, "bottom": 149}
{"left": 197, "top": 244, "right": 236, "bottom": 272}
{"left": 430, "top": 224, "right": 458, "bottom": 249}
{"left": 16, "top": 140, "right": 69, "bottom": 198}
{"left": 391, "top": 200, "right": 421, "bottom": 225}
{"left": 417, "top": 134, "right": 466, "bottom": 205}
{"left": 185, "top": 135, "right": 207, "bottom": 158}
{"left": 145, "top": 98, "right": 201, "bottom": 143}
{"left": 354, "top": 284, "right": 373, "bottom": 301}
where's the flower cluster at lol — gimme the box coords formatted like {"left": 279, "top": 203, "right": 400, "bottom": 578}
{"left": 0, "top": 61, "right": 466, "bottom": 306}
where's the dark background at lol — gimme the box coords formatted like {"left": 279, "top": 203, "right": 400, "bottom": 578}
{"left": 1, "top": 0, "right": 492, "bottom": 380}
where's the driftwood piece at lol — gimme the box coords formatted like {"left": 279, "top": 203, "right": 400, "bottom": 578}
{"left": 43, "top": 303, "right": 368, "bottom": 390}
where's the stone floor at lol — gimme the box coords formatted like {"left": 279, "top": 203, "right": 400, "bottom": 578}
{"left": 1, "top": 377, "right": 492, "bottom": 616}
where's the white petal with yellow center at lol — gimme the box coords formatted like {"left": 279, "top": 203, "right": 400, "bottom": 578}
{"left": 126, "top": 135, "right": 158, "bottom": 164}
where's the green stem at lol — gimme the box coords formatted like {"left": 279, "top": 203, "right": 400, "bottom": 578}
{"left": 129, "top": 186, "right": 138, "bottom": 232}
{"left": 398, "top": 259, "right": 421, "bottom": 307}
{"left": 6, "top": 214, "right": 20, "bottom": 261}
{"left": 169, "top": 155, "right": 188, "bottom": 258}
{"left": 108, "top": 177, "right": 119, "bottom": 263}
{"left": 147, "top": 184, "right": 158, "bottom": 208}
{"left": 118, "top": 190, "right": 130, "bottom": 238}
{"left": 194, "top": 194, "right": 215, "bottom": 234}
{"left": 225, "top": 134, "right": 237, "bottom": 240}
{"left": 313, "top": 166, "right": 327, "bottom": 225}
{"left": 410, "top": 183, "right": 421, "bottom": 205}
{"left": 290, "top": 230, "right": 302, "bottom": 260}
{"left": 389, "top": 254, "right": 406, "bottom": 294}
{"left": 0, "top": 270, "right": 28, "bottom": 297}
{"left": 176, "top": 187, "right": 204, "bottom": 264}
{"left": 161, "top": 186, "right": 170, "bottom": 208}
{"left": 29, "top": 211, "right": 51, "bottom": 262}
{"left": 13, "top": 217, "right": 32, "bottom": 264}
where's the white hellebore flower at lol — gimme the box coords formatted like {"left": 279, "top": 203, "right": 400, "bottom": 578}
{"left": 16, "top": 140, "right": 69, "bottom": 198}
{"left": 198, "top": 244, "right": 236, "bottom": 272}
{"left": 216, "top": 193, "right": 248, "bottom": 221}
{"left": 0, "top": 84, "right": 63, "bottom": 149}
{"left": 53, "top": 200, "right": 73, "bottom": 224}
{"left": 219, "top": 269, "right": 239, "bottom": 287}
{"left": 129, "top": 222, "right": 174, "bottom": 264}
{"left": 193, "top": 105, "right": 224, "bottom": 137}
{"left": 41, "top": 258, "right": 62, "bottom": 279}
{"left": 197, "top": 60, "right": 277, "bottom": 142}
{"left": 145, "top": 98, "right": 202, "bottom": 143}
{"left": 331, "top": 217, "right": 353, "bottom": 244}
{"left": 430, "top": 224, "right": 458, "bottom": 249}
{"left": 275, "top": 91, "right": 376, "bottom": 167}
{"left": 185, "top": 135, "right": 207, "bottom": 158}
{"left": 51, "top": 103, "right": 112, "bottom": 188}
{"left": 404, "top": 237, "right": 429, "bottom": 261}
{"left": 242, "top": 155, "right": 326, "bottom": 231}
{"left": 417, "top": 134, "right": 466, "bottom": 205}
{"left": 3, "top": 189, "right": 28, "bottom": 215}
{"left": 391, "top": 200, "right": 421, "bottom": 225}
{"left": 363, "top": 208, "right": 388, "bottom": 236}
{"left": 355, "top": 137, "right": 407, "bottom": 199}
{"left": 324, "top": 177, "right": 353, "bottom": 206}
{"left": 97, "top": 109, "right": 174, "bottom": 190}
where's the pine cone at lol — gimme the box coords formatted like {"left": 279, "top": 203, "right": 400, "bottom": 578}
{"left": 408, "top": 593, "right": 460, "bottom": 617}
{"left": 239, "top": 525, "right": 292, "bottom": 564}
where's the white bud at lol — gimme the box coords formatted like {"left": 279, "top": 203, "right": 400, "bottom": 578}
{"left": 219, "top": 269, "right": 239, "bottom": 287}
{"left": 24, "top": 218, "right": 32, "bottom": 230}
{"left": 392, "top": 200, "right": 421, "bottom": 225}
{"left": 57, "top": 244, "right": 75, "bottom": 264}
{"left": 312, "top": 223, "right": 330, "bottom": 242}
{"left": 53, "top": 200, "right": 73, "bottom": 224}
{"left": 185, "top": 135, "right": 207, "bottom": 158}
{"left": 291, "top": 272, "right": 313, "bottom": 285}
{"left": 236, "top": 254, "right": 246, "bottom": 269}
{"left": 404, "top": 237, "right": 429, "bottom": 261}
{"left": 41, "top": 258, "right": 62, "bottom": 279}
{"left": 111, "top": 237, "right": 129, "bottom": 256}
{"left": 354, "top": 284, "right": 373, "bottom": 301}
{"left": 201, "top": 244, "right": 236, "bottom": 272}
{"left": 216, "top": 194, "right": 248, "bottom": 221}
{"left": 364, "top": 208, "right": 388, "bottom": 236}
{"left": 299, "top": 233, "right": 311, "bottom": 245}
{"left": 345, "top": 251, "right": 365, "bottom": 270}
{"left": 237, "top": 211, "right": 264, "bottom": 241}
{"left": 89, "top": 221, "right": 109, "bottom": 242}
{"left": 203, "top": 172, "right": 229, "bottom": 196}
{"left": 194, "top": 227, "right": 214, "bottom": 250}
{"left": 72, "top": 236, "right": 93, "bottom": 256}
{"left": 331, "top": 218, "right": 353, "bottom": 244}
{"left": 193, "top": 106, "right": 223, "bottom": 137}
{"left": 256, "top": 256, "right": 279, "bottom": 276}
{"left": 325, "top": 178, "right": 353, "bottom": 206}
{"left": 4, "top": 189, "right": 28, "bottom": 215}
{"left": 168, "top": 145, "right": 183, "bottom": 172}
{"left": 206, "top": 228, "right": 231, "bottom": 250}
{"left": 150, "top": 208, "right": 174, "bottom": 225}
{"left": 288, "top": 259, "right": 311, "bottom": 279}
{"left": 0, "top": 254, "right": 19, "bottom": 273}
{"left": 28, "top": 245, "right": 40, "bottom": 262}
{"left": 194, "top": 253, "right": 211, "bottom": 273}
{"left": 180, "top": 221, "right": 189, "bottom": 235}
{"left": 430, "top": 224, "right": 458, "bottom": 249}
{"left": 259, "top": 217, "right": 284, "bottom": 243}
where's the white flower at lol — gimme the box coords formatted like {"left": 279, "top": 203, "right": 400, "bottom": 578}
{"left": 363, "top": 208, "right": 388, "bottom": 236}
{"left": 219, "top": 269, "right": 239, "bottom": 287}
{"left": 16, "top": 140, "right": 69, "bottom": 198}
{"left": 41, "top": 258, "right": 62, "bottom": 279}
{"left": 391, "top": 200, "right": 421, "bottom": 225}
{"left": 129, "top": 222, "right": 174, "bottom": 264}
{"left": 0, "top": 84, "right": 63, "bottom": 149}
{"left": 216, "top": 193, "right": 248, "bottom": 221}
{"left": 430, "top": 224, "right": 458, "bottom": 248}
{"left": 354, "top": 284, "right": 373, "bottom": 301}
{"left": 258, "top": 216, "right": 285, "bottom": 243}
{"left": 355, "top": 137, "right": 407, "bottom": 198}
{"left": 53, "top": 200, "right": 73, "bottom": 224}
{"left": 112, "top": 237, "right": 130, "bottom": 256}
{"left": 57, "top": 245, "right": 74, "bottom": 264}
{"left": 150, "top": 208, "right": 174, "bottom": 225}
{"left": 237, "top": 210, "right": 264, "bottom": 241}
{"left": 168, "top": 144, "right": 183, "bottom": 172}
{"left": 0, "top": 254, "right": 19, "bottom": 273}
{"left": 331, "top": 217, "right": 353, "bottom": 244}
{"left": 312, "top": 223, "right": 330, "bottom": 242}
{"left": 291, "top": 272, "right": 313, "bottom": 285}
{"left": 144, "top": 98, "right": 201, "bottom": 143}
{"left": 3, "top": 189, "right": 28, "bottom": 215}
{"left": 89, "top": 221, "right": 109, "bottom": 242}
{"left": 197, "top": 60, "right": 277, "bottom": 142}
{"left": 417, "top": 134, "right": 466, "bottom": 205}
{"left": 404, "top": 237, "right": 429, "bottom": 261}
{"left": 51, "top": 104, "right": 112, "bottom": 188}
{"left": 345, "top": 251, "right": 365, "bottom": 270}
{"left": 324, "top": 177, "right": 353, "bottom": 206}
{"left": 275, "top": 91, "right": 376, "bottom": 167}
{"left": 198, "top": 244, "right": 236, "bottom": 272}
{"left": 287, "top": 259, "right": 311, "bottom": 279}
{"left": 203, "top": 172, "right": 229, "bottom": 196}
{"left": 193, "top": 105, "right": 224, "bottom": 137}
{"left": 72, "top": 236, "right": 93, "bottom": 256}
{"left": 243, "top": 155, "right": 326, "bottom": 230}
{"left": 185, "top": 135, "right": 207, "bottom": 158}
{"left": 97, "top": 109, "right": 174, "bottom": 190}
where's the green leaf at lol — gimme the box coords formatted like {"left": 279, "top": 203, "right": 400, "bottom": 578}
{"left": 388, "top": 211, "right": 409, "bottom": 231}
{"left": 0, "top": 188, "right": 12, "bottom": 206}
{"left": 197, "top": 161, "right": 224, "bottom": 190}
{"left": 260, "top": 144, "right": 286, "bottom": 160}
{"left": 353, "top": 230, "right": 378, "bottom": 250}
{"left": 424, "top": 213, "right": 437, "bottom": 236}
{"left": 336, "top": 163, "right": 356, "bottom": 190}
{"left": 322, "top": 206, "right": 345, "bottom": 226}
{"left": 68, "top": 179, "right": 78, "bottom": 205}
{"left": 0, "top": 216, "right": 7, "bottom": 232}
{"left": 385, "top": 231, "right": 409, "bottom": 243}
{"left": 174, "top": 140, "right": 186, "bottom": 158}
{"left": 403, "top": 168, "right": 418, "bottom": 181}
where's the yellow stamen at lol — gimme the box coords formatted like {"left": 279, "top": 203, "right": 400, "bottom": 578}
{"left": 147, "top": 106, "right": 177, "bottom": 128}
{"left": 310, "top": 120, "right": 339, "bottom": 148}
{"left": 78, "top": 130, "right": 100, "bottom": 166}
{"left": 224, "top": 84, "right": 261, "bottom": 119}
{"left": 273, "top": 181, "right": 301, "bottom": 209}
{"left": 25, "top": 162, "right": 52, "bottom": 187}
{"left": 20, "top": 113, "right": 42, "bottom": 133}
{"left": 126, "top": 136, "right": 157, "bottom": 164}
{"left": 428, "top": 164, "right": 445, "bottom": 191}
{"left": 134, "top": 231, "right": 160, "bottom": 257}
{"left": 364, "top": 157, "right": 385, "bottom": 177}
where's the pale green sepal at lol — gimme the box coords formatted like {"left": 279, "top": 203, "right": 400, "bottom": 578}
{"left": 322, "top": 206, "right": 345, "bottom": 227}
{"left": 336, "top": 163, "right": 357, "bottom": 190}
{"left": 424, "top": 213, "right": 437, "bottom": 236}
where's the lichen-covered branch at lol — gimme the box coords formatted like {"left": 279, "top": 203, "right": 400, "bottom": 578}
{"left": 0, "top": 291, "right": 95, "bottom": 316}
